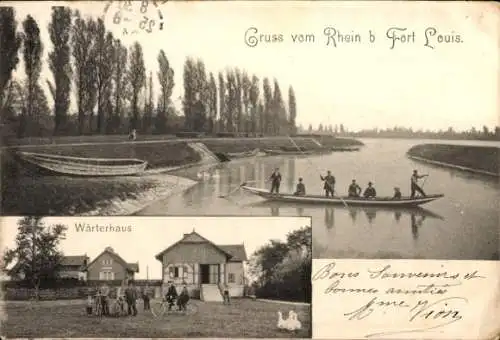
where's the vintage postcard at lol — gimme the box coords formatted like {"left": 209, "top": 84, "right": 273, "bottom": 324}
{"left": 0, "top": 0, "right": 499, "bottom": 339}
{"left": 1, "top": 216, "right": 312, "bottom": 338}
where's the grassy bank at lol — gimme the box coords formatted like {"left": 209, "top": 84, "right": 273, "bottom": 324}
{"left": 3, "top": 298, "right": 311, "bottom": 338}
{"left": 407, "top": 144, "right": 499, "bottom": 175}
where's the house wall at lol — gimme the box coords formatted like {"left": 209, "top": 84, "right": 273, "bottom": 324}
{"left": 58, "top": 270, "right": 87, "bottom": 281}
{"left": 225, "top": 262, "right": 245, "bottom": 297}
{"left": 87, "top": 253, "right": 128, "bottom": 281}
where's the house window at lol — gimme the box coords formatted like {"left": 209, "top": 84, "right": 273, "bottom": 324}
{"left": 102, "top": 259, "right": 113, "bottom": 266}
{"left": 169, "top": 266, "right": 180, "bottom": 278}
{"left": 99, "top": 271, "right": 114, "bottom": 280}
{"left": 228, "top": 273, "right": 235, "bottom": 283}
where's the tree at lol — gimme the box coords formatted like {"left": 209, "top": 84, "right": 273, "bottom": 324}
{"left": 0, "top": 7, "right": 22, "bottom": 112}
{"left": 249, "top": 75, "right": 260, "bottom": 135}
{"left": 2, "top": 217, "right": 67, "bottom": 298}
{"left": 218, "top": 72, "right": 226, "bottom": 132}
{"left": 71, "top": 11, "right": 96, "bottom": 135}
{"left": 241, "top": 72, "right": 251, "bottom": 133}
{"left": 142, "top": 71, "right": 154, "bottom": 133}
{"left": 262, "top": 78, "right": 272, "bottom": 135}
{"left": 112, "top": 38, "right": 128, "bottom": 133}
{"left": 271, "top": 79, "right": 285, "bottom": 135}
{"left": 182, "top": 57, "right": 196, "bottom": 131}
{"left": 248, "top": 225, "right": 311, "bottom": 302}
{"left": 195, "top": 59, "right": 208, "bottom": 132}
{"left": 156, "top": 50, "right": 174, "bottom": 133}
{"left": 95, "top": 19, "right": 115, "bottom": 134}
{"left": 288, "top": 86, "right": 297, "bottom": 135}
{"left": 47, "top": 7, "right": 73, "bottom": 135}
{"left": 128, "top": 42, "right": 146, "bottom": 130}
{"left": 207, "top": 72, "right": 217, "bottom": 133}
{"left": 20, "top": 15, "right": 43, "bottom": 137}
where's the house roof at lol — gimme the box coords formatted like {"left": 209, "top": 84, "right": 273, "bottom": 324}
{"left": 155, "top": 231, "right": 245, "bottom": 262}
{"left": 60, "top": 255, "right": 88, "bottom": 267}
{"left": 219, "top": 245, "right": 247, "bottom": 262}
{"left": 8, "top": 255, "right": 88, "bottom": 275}
{"left": 86, "top": 247, "right": 139, "bottom": 273}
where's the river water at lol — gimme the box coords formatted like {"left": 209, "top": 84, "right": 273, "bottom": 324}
{"left": 138, "top": 138, "right": 499, "bottom": 260}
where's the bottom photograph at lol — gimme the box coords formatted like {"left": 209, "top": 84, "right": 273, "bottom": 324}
{"left": 1, "top": 216, "right": 312, "bottom": 338}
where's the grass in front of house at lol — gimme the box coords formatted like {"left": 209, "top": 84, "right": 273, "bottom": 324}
{"left": 3, "top": 298, "right": 311, "bottom": 338}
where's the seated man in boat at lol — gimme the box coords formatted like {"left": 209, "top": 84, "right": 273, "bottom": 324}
{"left": 320, "top": 171, "right": 336, "bottom": 197}
{"left": 348, "top": 179, "right": 362, "bottom": 197}
{"left": 294, "top": 178, "right": 306, "bottom": 196}
{"left": 410, "top": 170, "right": 428, "bottom": 198}
{"left": 269, "top": 168, "right": 282, "bottom": 194}
{"left": 363, "top": 182, "right": 377, "bottom": 198}
{"left": 393, "top": 187, "right": 402, "bottom": 199}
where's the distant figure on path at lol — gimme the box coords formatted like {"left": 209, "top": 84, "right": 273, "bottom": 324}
{"left": 294, "top": 178, "right": 306, "bottom": 196}
{"left": 128, "top": 128, "right": 137, "bottom": 141}
{"left": 410, "top": 170, "right": 428, "bottom": 198}
{"left": 348, "top": 179, "right": 362, "bottom": 197}
{"left": 124, "top": 281, "right": 138, "bottom": 316}
{"left": 222, "top": 284, "right": 231, "bottom": 305}
{"left": 320, "top": 171, "right": 336, "bottom": 197}
{"left": 363, "top": 182, "right": 377, "bottom": 198}
{"left": 269, "top": 168, "right": 282, "bottom": 194}
{"left": 393, "top": 187, "right": 402, "bottom": 199}
{"left": 142, "top": 285, "right": 151, "bottom": 311}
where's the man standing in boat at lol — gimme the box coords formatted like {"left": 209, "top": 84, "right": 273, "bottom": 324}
{"left": 269, "top": 168, "right": 282, "bottom": 194}
{"left": 320, "top": 171, "right": 336, "bottom": 197}
{"left": 410, "top": 170, "right": 428, "bottom": 198}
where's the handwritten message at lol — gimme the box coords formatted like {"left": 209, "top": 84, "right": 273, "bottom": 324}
{"left": 312, "top": 259, "right": 500, "bottom": 339}
{"left": 244, "top": 27, "right": 463, "bottom": 49}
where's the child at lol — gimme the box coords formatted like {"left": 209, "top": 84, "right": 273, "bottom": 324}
{"left": 86, "top": 295, "right": 93, "bottom": 315}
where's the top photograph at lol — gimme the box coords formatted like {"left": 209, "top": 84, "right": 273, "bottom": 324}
{"left": 1, "top": 1, "right": 498, "bottom": 260}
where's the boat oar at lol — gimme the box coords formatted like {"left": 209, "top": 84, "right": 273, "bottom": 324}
{"left": 219, "top": 182, "right": 247, "bottom": 198}
{"left": 287, "top": 135, "right": 350, "bottom": 209}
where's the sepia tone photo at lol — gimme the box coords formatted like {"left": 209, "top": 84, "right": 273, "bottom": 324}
{"left": 1, "top": 216, "right": 312, "bottom": 338}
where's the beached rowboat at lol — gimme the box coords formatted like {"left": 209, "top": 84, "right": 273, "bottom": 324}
{"left": 227, "top": 148, "right": 260, "bottom": 158}
{"left": 240, "top": 185, "right": 444, "bottom": 207}
{"left": 17, "top": 151, "right": 148, "bottom": 176}
{"left": 263, "top": 149, "right": 315, "bottom": 156}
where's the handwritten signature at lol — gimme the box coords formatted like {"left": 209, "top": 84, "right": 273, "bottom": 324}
{"left": 343, "top": 295, "right": 468, "bottom": 337}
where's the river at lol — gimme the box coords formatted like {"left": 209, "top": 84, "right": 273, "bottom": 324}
{"left": 138, "top": 138, "right": 499, "bottom": 260}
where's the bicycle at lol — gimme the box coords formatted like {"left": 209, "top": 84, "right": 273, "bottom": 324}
{"left": 150, "top": 297, "right": 197, "bottom": 318}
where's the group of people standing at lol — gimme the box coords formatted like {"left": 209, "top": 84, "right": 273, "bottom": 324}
{"left": 268, "top": 168, "right": 429, "bottom": 199}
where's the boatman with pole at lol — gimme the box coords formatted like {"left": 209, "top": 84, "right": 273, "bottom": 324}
{"left": 269, "top": 168, "right": 282, "bottom": 194}
{"left": 320, "top": 170, "right": 336, "bottom": 197}
{"left": 410, "top": 170, "right": 428, "bottom": 198}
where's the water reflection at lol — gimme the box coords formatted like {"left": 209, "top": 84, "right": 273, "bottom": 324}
{"left": 364, "top": 209, "right": 377, "bottom": 225}
{"left": 411, "top": 214, "right": 427, "bottom": 240}
{"left": 325, "top": 207, "right": 335, "bottom": 229}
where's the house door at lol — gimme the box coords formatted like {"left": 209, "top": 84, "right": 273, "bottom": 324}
{"left": 200, "top": 264, "right": 210, "bottom": 284}
{"left": 200, "top": 264, "right": 219, "bottom": 284}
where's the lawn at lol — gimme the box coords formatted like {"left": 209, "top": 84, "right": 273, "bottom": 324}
{"left": 3, "top": 298, "right": 311, "bottom": 338}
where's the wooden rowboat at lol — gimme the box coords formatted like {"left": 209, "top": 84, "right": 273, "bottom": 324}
{"left": 240, "top": 185, "right": 444, "bottom": 207}
{"left": 227, "top": 148, "right": 260, "bottom": 158}
{"left": 263, "top": 149, "right": 315, "bottom": 156}
{"left": 17, "top": 151, "right": 148, "bottom": 177}
{"left": 331, "top": 146, "right": 361, "bottom": 152}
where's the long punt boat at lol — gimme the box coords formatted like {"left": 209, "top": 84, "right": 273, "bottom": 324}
{"left": 240, "top": 185, "right": 444, "bottom": 207}
{"left": 17, "top": 151, "right": 148, "bottom": 177}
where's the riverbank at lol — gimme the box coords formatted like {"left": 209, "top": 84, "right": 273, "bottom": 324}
{"left": 407, "top": 143, "right": 499, "bottom": 177}
{"left": 1, "top": 135, "right": 363, "bottom": 215}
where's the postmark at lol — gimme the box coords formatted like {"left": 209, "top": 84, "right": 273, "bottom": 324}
{"left": 103, "top": 0, "right": 167, "bottom": 37}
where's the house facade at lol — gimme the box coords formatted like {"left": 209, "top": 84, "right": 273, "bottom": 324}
{"left": 155, "top": 231, "right": 247, "bottom": 301}
{"left": 58, "top": 255, "right": 89, "bottom": 281}
{"left": 86, "top": 246, "right": 139, "bottom": 281}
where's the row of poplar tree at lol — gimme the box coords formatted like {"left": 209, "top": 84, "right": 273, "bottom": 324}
{"left": 0, "top": 7, "right": 297, "bottom": 138}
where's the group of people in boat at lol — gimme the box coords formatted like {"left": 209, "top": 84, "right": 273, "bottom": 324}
{"left": 269, "top": 168, "right": 428, "bottom": 199}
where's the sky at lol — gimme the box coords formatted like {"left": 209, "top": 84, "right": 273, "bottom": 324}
{"left": 0, "top": 216, "right": 311, "bottom": 280}
{"left": 4, "top": 1, "right": 499, "bottom": 131}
